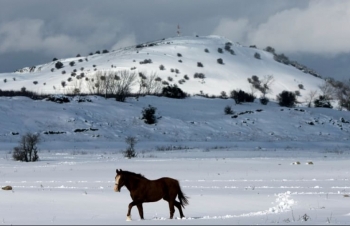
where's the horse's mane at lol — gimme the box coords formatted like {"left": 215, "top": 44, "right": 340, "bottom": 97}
{"left": 122, "top": 170, "right": 146, "bottom": 179}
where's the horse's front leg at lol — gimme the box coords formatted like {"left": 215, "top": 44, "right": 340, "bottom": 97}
{"left": 136, "top": 203, "right": 144, "bottom": 219}
{"left": 127, "top": 201, "right": 137, "bottom": 221}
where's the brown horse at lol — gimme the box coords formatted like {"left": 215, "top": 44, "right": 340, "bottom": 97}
{"left": 114, "top": 169, "right": 189, "bottom": 220}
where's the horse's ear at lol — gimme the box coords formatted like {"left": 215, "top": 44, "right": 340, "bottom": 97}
{"left": 120, "top": 169, "right": 122, "bottom": 172}
{"left": 116, "top": 169, "right": 119, "bottom": 173}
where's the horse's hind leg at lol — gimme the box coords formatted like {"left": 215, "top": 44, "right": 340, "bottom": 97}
{"left": 168, "top": 200, "right": 175, "bottom": 219}
{"left": 136, "top": 203, "right": 144, "bottom": 220}
{"left": 174, "top": 201, "right": 185, "bottom": 218}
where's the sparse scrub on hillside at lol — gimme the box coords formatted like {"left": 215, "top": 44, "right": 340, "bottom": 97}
{"left": 230, "top": 89, "right": 255, "bottom": 104}
{"left": 33, "top": 81, "right": 38, "bottom": 85}
{"left": 298, "top": 84, "right": 304, "bottom": 89}
{"left": 159, "top": 65, "right": 165, "bottom": 70}
{"left": 51, "top": 68, "right": 54, "bottom": 72}
{"left": 95, "top": 50, "right": 101, "bottom": 54}
{"left": 170, "top": 68, "right": 175, "bottom": 73}
{"left": 71, "top": 72, "right": 76, "bottom": 77}
{"left": 162, "top": 84, "right": 186, "bottom": 99}
{"left": 167, "top": 77, "right": 173, "bottom": 82}
{"left": 184, "top": 75, "right": 189, "bottom": 80}
{"left": 204, "top": 48, "right": 209, "bottom": 53}
{"left": 102, "top": 49, "right": 109, "bottom": 54}
{"left": 295, "top": 90, "right": 301, "bottom": 96}
{"left": 277, "top": 91, "right": 297, "bottom": 107}
{"left": 178, "top": 60, "right": 182, "bottom": 63}
{"left": 139, "top": 59, "right": 152, "bottom": 64}
{"left": 3, "top": 79, "right": 7, "bottom": 83}
{"left": 194, "top": 73, "right": 205, "bottom": 79}
{"left": 218, "top": 48, "right": 223, "bottom": 53}
{"left": 162, "top": 81, "right": 169, "bottom": 86}
{"left": 61, "top": 81, "right": 66, "bottom": 88}
{"left": 178, "top": 79, "right": 186, "bottom": 85}
{"left": 62, "top": 70, "right": 66, "bottom": 75}
{"left": 69, "top": 61, "right": 75, "bottom": 66}
{"left": 217, "top": 58, "right": 224, "bottom": 64}
{"left": 177, "top": 53, "right": 182, "bottom": 57}
{"left": 52, "top": 58, "right": 58, "bottom": 61}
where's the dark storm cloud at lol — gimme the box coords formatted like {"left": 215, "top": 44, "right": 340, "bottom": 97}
{"left": 0, "top": 0, "right": 348, "bottom": 80}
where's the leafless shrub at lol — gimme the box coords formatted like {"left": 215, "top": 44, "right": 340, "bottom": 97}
{"left": 12, "top": 133, "right": 40, "bottom": 162}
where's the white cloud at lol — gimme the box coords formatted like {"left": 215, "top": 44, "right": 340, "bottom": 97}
{"left": 212, "top": 1, "right": 350, "bottom": 56}
{"left": 111, "top": 34, "right": 137, "bottom": 50}
{"left": 0, "top": 19, "right": 85, "bottom": 56}
{"left": 212, "top": 18, "right": 251, "bottom": 42}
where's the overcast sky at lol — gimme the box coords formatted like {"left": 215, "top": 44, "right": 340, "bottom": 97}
{"left": 0, "top": 0, "right": 349, "bottom": 81}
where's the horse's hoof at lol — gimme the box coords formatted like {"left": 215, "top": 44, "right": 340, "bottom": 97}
{"left": 126, "top": 216, "right": 132, "bottom": 221}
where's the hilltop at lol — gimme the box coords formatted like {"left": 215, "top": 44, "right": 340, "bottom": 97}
{"left": 0, "top": 35, "right": 325, "bottom": 100}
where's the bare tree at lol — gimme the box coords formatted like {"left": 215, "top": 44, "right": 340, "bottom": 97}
{"left": 247, "top": 75, "right": 274, "bottom": 98}
{"left": 304, "top": 90, "right": 318, "bottom": 107}
{"left": 319, "top": 80, "right": 336, "bottom": 100}
{"left": 114, "top": 70, "right": 137, "bottom": 102}
{"left": 137, "top": 72, "right": 163, "bottom": 95}
{"left": 13, "top": 133, "right": 40, "bottom": 162}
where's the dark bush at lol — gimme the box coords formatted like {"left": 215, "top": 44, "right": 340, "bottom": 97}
{"left": 167, "top": 77, "right": 173, "bottom": 82}
{"left": 95, "top": 50, "right": 101, "bottom": 54}
{"left": 204, "top": 48, "right": 209, "bottom": 53}
{"left": 175, "top": 69, "right": 180, "bottom": 74}
{"left": 69, "top": 61, "right": 75, "bottom": 66}
{"left": 67, "top": 77, "right": 72, "bottom": 82}
{"left": 184, "top": 75, "right": 189, "bottom": 80}
{"left": 217, "top": 58, "right": 224, "bottom": 64}
{"left": 177, "top": 53, "right": 182, "bottom": 57}
{"left": 3, "top": 79, "right": 7, "bottom": 83}
{"left": 139, "top": 59, "right": 152, "bottom": 64}
{"left": 55, "top": 61, "right": 64, "bottom": 69}
{"left": 162, "top": 84, "right": 186, "bottom": 99}
{"left": 53, "top": 58, "right": 58, "bottom": 61}
{"left": 178, "top": 60, "right": 182, "bottom": 63}
{"left": 277, "top": 91, "right": 297, "bottom": 107}
{"left": 102, "top": 49, "right": 109, "bottom": 53}
{"left": 298, "top": 84, "right": 304, "bottom": 89}
{"left": 62, "top": 70, "right": 66, "bottom": 75}
{"left": 314, "top": 95, "right": 333, "bottom": 108}
{"left": 76, "top": 54, "right": 81, "bottom": 57}
{"left": 220, "top": 91, "right": 228, "bottom": 99}
{"left": 254, "top": 52, "right": 261, "bottom": 59}
{"left": 12, "top": 133, "right": 40, "bottom": 162}
{"left": 159, "top": 65, "right": 165, "bottom": 70}
{"left": 71, "top": 72, "right": 76, "bottom": 77}
{"left": 33, "top": 81, "right": 38, "bottom": 85}
{"left": 142, "top": 105, "right": 157, "bottom": 124}
{"left": 260, "top": 97, "right": 269, "bottom": 105}
{"left": 51, "top": 68, "right": 54, "bottom": 72}
{"left": 170, "top": 68, "right": 175, "bottom": 73}
{"left": 61, "top": 81, "right": 66, "bottom": 87}
{"left": 230, "top": 90, "right": 255, "bottom": 104}
{"left": 224, "top": 105, "right": 234, "bottom": 115}
{"left": 194, "top": 73, "right": 205, "bottom": 79}
{"left": 78, "top": 59, "right": 83, "bottom": 62}
{"left": 218, "top": 48, "right": 223, "bottom": 53}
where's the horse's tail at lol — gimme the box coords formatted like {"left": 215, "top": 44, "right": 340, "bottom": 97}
{"left": 177, "top": 182, "right": 189, "bottom": 208}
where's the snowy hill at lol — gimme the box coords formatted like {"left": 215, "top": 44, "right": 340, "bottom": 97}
{"left": 0, "top": 95, "right": 349, "bottom": 148}
{"left": 0, "top": 35, "right": 325, "bottom": 99}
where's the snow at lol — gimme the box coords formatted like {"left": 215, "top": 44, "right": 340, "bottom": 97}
{"left": 0, "top": 35, "right": 324, "bottom": 98}
{"left": 0, "top": 35, "right": 349, "bottom": 225}
{"left": 0, "top": 94, "right": 349, "bottom": 225}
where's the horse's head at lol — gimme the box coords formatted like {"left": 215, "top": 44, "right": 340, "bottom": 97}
{"left": 114, "top": 169, "right": 124, "bottom": 192}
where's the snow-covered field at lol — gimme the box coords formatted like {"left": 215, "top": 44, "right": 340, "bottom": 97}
{"left": 0, "top": 95, "right": 349, "bottom": 225}
{"left": 0, "top": 35, "right": 348, "bottom": 224}
{"left": 1, "top": 147, "right": 350, "bottom": 225}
